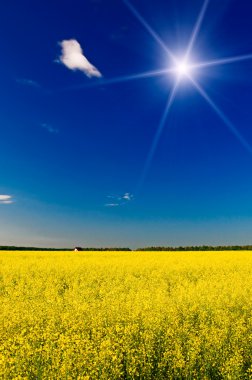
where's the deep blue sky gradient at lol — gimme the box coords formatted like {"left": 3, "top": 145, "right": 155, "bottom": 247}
{"left": 1, "top": 0, "right": 252, "bottom": 248}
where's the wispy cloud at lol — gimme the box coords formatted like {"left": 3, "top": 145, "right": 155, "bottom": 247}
{"left": 105, "top": 192, "right": 134, "bottom": 207}
{"left": 121, "top": 192, "right": 133, "bottom": 201}
{"left": 41, "top": 123, "right": 59, "bottom": 134}
{"left": 0, "top": 195, "right": 14, "bottom": 204}
{"left": 16, "top": 78, "right": 40, "bottom": 88}
{"left": 58, "top": 39, "right": 102, "bottom": 78}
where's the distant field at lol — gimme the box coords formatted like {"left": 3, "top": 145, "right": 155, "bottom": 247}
{"left": 1, "top": 250, "right": 252, "bottom": 379}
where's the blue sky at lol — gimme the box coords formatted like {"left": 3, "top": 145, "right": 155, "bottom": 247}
{"left": 1, "top": 0, "right": 252, "bottom": 248}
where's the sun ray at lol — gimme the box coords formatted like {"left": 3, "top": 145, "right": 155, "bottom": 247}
{"left": 185, "top": 0, "right": 210, "bottom": 61}
{"left": 189, "top": 77, "right": 252, "bottom": 154}
{"left": 136, "top": 79, "right": 180, "bottom": 193}
{"left": 122, "top": 0, "right": 177, "bottom": 63}
{"left": 60, "top": 68, "right": 173, "bottom": 92}
{"left": 192, "top": 53, "right": 252, "bottom": 70}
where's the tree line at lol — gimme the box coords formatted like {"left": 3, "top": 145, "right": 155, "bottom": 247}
{"left": 0, "top": 246, "right": 131, "bottom": 251}
{"left": 136, "top": 245, "right": 252, "bottom": 251}
{"left": 1, "top": 245, "right": 252, "bottom": 251}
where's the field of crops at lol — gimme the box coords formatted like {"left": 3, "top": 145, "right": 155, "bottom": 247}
{"left": 1, "top": 250, "right": 252, "bottom": 379}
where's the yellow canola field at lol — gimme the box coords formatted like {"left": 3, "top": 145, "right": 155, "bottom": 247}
{"left": 1, "top": 250, "right": 252, "bottom": 379}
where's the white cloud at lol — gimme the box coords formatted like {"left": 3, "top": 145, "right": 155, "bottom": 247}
{"left": 0, "top": 195, "right": 13, "bottom": 204}
{"left": 58, "top": 39, "right": 102, "bottom": 78}
{"left": 41, "top": 123, "right": 59, "bottom": 134}
{"left": 0, "top": 195, "right": 11, "bottom": 201}
{"left": 105, "top": 192, "right": 133, "bottom": 207}
{"left": 122, "top": 192, "right": 133, "bottom": 201}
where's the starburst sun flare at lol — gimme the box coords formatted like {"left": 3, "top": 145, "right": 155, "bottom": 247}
{"left": 172, "top": 59, "right": 193, "bottom": 79}
{"left": 120, "top": 0, "right": 252, "bottom": 192}
{"left": 72, "top": 0, "right": 252, "bottom": 192}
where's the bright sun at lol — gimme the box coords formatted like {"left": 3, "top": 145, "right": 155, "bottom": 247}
{"left": 174, "top": 60, "right": 191, "bottom": 78}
